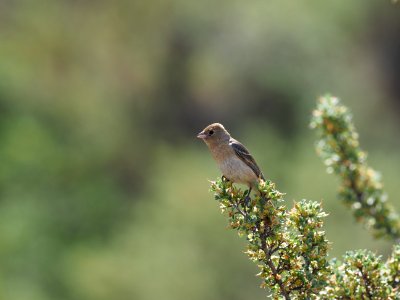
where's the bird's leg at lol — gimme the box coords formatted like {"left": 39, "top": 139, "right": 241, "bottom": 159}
{"left": 244, "top": 187, "right": 252, "bottom": 207}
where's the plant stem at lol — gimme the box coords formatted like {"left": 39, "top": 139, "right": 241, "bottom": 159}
{"left": 259, "top": 214, "right": 290, "bottom": 300}
{"left": 358, "top": 266, "right": 373, "bottom": 300}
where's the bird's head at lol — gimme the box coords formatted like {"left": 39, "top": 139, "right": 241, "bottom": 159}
{"left": 197, "top": 123, "right": 230, "bottom": 144}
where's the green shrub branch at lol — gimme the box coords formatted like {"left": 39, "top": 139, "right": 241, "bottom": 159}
{"left": 310, "top": 96, "right": 400, "bottom": 240}
{"left": 211, "top": 179, "right": 330, "bottom": 299}
{"left": 208, "top": 96, "right": 399, "bottom": 299}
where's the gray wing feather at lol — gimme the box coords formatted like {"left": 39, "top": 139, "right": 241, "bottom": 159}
{"left": 230, "top": 139, "right": 265, "bottom": 180}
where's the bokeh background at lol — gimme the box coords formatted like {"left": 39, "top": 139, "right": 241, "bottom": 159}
{"left": 0, "top": 1, "right": 399, "bottom": 299}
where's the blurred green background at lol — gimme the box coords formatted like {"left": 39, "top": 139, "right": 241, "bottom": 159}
{"left": 0, "top": 1, "right": 399, "bottom": 299}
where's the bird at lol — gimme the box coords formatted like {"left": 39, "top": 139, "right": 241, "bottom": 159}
{"left": 197, "top": 123, "right": 265, "bottom": 196}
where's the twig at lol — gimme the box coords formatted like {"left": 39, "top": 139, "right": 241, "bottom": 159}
{"left": 230, "top": 200, "right": 246, "bottom": 218}
{"left": 358, "top": 266, "right": 373, "bottom": 300}
{"left": 260, "top": 216, "right": 290, "bottom": 300}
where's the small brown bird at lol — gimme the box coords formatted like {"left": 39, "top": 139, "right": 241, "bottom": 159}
{"left": 197, "top": 123, "right": 264, "bottom": 194}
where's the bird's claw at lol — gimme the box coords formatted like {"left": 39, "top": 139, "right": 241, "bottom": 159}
{"left": 244, "top": 195, "right": 251, "bottom": 207}
{"left": 222, "top": 175, "right": 230, "bottom": 182}
{"left": 244, "top": 188, "right": 252, "bottom": 207}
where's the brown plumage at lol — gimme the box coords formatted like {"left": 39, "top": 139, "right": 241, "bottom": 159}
{"left": 197, "top": 123, "right": 264, "bottom": 189}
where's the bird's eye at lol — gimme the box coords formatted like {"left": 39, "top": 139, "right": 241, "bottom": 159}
{"left": 209, "top": 130, "right": 214, "bottom": 135}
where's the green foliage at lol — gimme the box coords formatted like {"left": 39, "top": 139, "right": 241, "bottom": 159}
{"left": 384, "top": 244, "right": 400, "bottom": 289}
{"left": 327, "top": 249, "right": 397, "bottom": 299}
{"left": 209, "top": 98, "right": 400, "bottom": 299}
{"left": 310, "top": 96, "right": 400, "bottom": 239}
{"left": 211, "top": 179, "right": 330, "bottom": 299}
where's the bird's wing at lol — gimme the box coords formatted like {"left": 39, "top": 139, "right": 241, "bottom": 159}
{"left": 230, "top": 139, "right": 265, "bottom": 180}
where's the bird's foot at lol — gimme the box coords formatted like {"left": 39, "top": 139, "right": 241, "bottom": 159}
{"left": 244, "top": 196, "right": 251, "bottom": 207}
{"left": 244, "top": 188, "right": 252, "bottom": 207}
{"left": 221, "top": 175, "right": 230, "bottom": 182}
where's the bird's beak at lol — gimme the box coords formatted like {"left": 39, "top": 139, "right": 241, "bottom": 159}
{"left": 197, "top": 131, "right": 207, "bottom": 139}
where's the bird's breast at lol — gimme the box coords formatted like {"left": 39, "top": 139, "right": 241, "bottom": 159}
{"left": 218, "top": 155, "right": 258, "bottom": 186}
{"left": 206, "top": 142, "right": 258, "bottom": 186}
